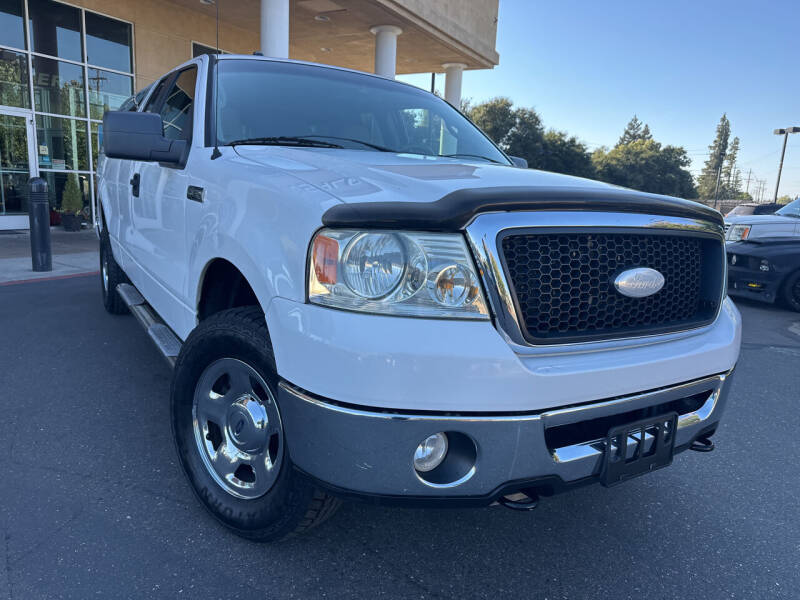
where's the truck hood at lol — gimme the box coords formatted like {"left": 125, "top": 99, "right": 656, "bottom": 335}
{"left": 725, "top": 214, "right": 799, "bottom": 225}
{"left": 233, "top": 146, "right": 721, "bottom": 228}
{"left": 233, "top": 146, "right": 616, "bottom": 203}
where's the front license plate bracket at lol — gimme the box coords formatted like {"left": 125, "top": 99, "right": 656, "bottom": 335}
{"left": 601, "top": 412, "right": 678, "bottom": 487}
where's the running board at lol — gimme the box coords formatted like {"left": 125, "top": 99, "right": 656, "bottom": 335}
{"left": 116, "top": 283, "right": 182, "bottom": 368}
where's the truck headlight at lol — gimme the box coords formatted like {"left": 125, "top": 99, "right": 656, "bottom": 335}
{"left": 727, "top": 224, "right": 751, "bottom": 241}
{"left": 308, "top": 229, "right": 489, "bottom": 319}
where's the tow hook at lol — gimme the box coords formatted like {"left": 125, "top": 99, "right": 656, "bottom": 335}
{"left": 497, "top": 489, "right": 539, "bottom": 511}
{"left": 690, "top": 436, "right": 715, "bottom": 453}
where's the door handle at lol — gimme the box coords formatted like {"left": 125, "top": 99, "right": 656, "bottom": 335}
{"left": 130, "top": 173, "right": 140, "bottom": 197}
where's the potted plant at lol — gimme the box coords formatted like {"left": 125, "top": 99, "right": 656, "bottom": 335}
{"left": 60, "top": 176, "right": 83, "bottom": 231}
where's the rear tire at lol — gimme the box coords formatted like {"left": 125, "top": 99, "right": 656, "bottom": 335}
{"left": 99, "top": 227, "right": 128, "bottom": 315}
{"left": 781, "top": 269, "right": 800, "bottom": 312}
{"left": 171, "top": 306, "right": 340, "bottom": 541}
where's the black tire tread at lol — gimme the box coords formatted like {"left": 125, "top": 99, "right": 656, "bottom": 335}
{"left": 291, "top": 490, "right": 343, "bottom": 537}
{"left": 780, "top": 269, "right": 800, "bottom": 312}
{"left": 173, "top": 306, "right": 341, "bottom": 541}
{"left": 99, "top": 227, "right": 129, "bottom": 315}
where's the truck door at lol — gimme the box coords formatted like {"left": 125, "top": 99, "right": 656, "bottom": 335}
{"left": 126, "top": 65, "right": 198, "bottom": 331}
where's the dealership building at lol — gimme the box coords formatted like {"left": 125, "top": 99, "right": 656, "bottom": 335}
{"left": 0, "top": 0, "right": 500, "bottom": 230}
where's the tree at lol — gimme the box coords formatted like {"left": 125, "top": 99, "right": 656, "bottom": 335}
{"left": 697, "top": 114, "right": 731, "bottom": 200}
{"left": 592, "top": 139, "right": 697, "bottom": 198}
{"left": 467, "top": 97, "right": 517, "bottom": 148}
{"left": 466, "top": 98, "right": 548, "bottom": 169}
{"left": 504, "top": 107, "right": 546, "bottom": 165}
{"left": 540, "top": 130, "right": 596, "bottom": 179}
{"left": 616, "top": 115, "right": 653, "bottom": 147}
{"left": 721, "top": 136, "right": 740, "bottom": 198}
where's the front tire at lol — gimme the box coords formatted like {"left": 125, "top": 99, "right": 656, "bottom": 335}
{"left": 781, "top": 269, "right": 800, "bottom": 312}
{"left": 99, "top": 227, "right": 128, "bottom": 315}
{"left": 171, "top": 306, "right": 340, "bottom": 541}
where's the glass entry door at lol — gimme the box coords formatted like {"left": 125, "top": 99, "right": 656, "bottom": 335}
{"left": 0, "top": 108, "right": 37, "bottom": 228}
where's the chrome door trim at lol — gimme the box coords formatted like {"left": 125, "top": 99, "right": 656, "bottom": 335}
{"left": 464, "top": 210, "right": 726, "bottom": 354}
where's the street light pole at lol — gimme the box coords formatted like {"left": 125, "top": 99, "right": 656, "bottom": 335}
{"left": 773, "top": 127, "right": 800, "bottom": 202}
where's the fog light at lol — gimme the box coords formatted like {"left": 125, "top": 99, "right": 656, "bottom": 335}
{"left": 413, "top": 433, "right": 448, "bottom": 472}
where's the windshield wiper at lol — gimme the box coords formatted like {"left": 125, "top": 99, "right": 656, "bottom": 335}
{"left": 225, "top": 136, "right": 343, "bottom": 148}
{"left": 299, "top": 135, "right": 398, "bottom": 153}
{"left": 440, "top": 153, "right": 504, "bottom": 165}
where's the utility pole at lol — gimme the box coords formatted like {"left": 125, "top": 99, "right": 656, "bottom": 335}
{"left": 744, "top": 168, "right": 752, "bottom": 199}
{"left": 713, "top": 164, "right": 723, "bottom": 209}
{"left": 773, "top": 127, "right": 800, "bottom": 202}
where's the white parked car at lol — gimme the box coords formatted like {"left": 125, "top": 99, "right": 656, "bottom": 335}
{"left": 96, "top": 54, "right": 741, "bottom": 541}
{"left": 725, "top": 198, "right": 800, "bottom": 241}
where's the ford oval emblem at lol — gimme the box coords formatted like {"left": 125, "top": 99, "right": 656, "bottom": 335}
{"left": 614, "top": 267, "right": 665, "bottom": 298}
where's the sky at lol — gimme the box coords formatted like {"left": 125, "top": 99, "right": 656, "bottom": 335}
{"left": 398, "top": 0, "right": 800, "bottom": 200}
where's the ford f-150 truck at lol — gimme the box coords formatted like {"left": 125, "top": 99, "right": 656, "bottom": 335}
{"left": 97, "top": 54, "right": 741, "bottom": 541}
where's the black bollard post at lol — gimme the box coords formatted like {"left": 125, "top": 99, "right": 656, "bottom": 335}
{"left": 28, "top": 177, "right": 52, "bottom": 272}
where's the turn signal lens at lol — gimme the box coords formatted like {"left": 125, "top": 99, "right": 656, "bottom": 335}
{"left": 433, "top": 264, "right": 479, "bottom": 307}
{"left": 728, "top": 224, "right": 751, "bottom": 241}
{"left": 312, "top": 235, "right": 338, "bottom": 284}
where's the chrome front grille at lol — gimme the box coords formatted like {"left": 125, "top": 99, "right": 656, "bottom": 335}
{"left": 465, "top": 211, "right": 726, "bottom": 349}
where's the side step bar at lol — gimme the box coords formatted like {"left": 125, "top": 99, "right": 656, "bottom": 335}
{"left": 117, "top": 283, "right": 182, "bottom": 368}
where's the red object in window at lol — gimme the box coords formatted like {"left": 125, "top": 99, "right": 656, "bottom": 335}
{"left": 313, "top": 235, "right": 338, "bottom": 284}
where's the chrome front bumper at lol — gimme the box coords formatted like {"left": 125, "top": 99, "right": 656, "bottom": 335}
{"left": 278, "top": 371, "right": 734, "bottom": 502}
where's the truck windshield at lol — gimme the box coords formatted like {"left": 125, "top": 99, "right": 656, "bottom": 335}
{"left": 213, "top": 59, "right": 510, "bottom": 165}
{"left": 776, "top": 198, "right": 800, "bottom": 218}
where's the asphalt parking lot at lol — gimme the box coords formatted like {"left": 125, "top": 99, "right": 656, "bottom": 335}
{"left": 1, "top": 274, "right": 799, "bottom": 599}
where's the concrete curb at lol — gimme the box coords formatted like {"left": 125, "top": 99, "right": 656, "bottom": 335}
{"left": 0, "top": 250, "right": 99, "bottom": 284}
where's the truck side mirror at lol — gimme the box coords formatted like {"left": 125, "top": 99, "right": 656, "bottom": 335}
{"left": 509, "top": 156, "right": 528, "bottom": 169}
{"left": 102, "top": 111, "right": 187, "bottom": 167}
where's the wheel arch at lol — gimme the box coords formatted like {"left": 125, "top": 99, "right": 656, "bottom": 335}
{"left": 196, "top": 258, "right": 263, "bottom": 322}
{"left": 778, "top": 265, "right": 800, "bottom": 310}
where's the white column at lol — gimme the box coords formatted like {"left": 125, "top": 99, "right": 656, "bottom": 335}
{"left": 261, "top": 0, "right": 289, "bottom": 58}
{"left": 370, "top": 25, "right": 402, "bottom": 79}
{"left": 442, "top": 63, "right": 466, "bottom": 106}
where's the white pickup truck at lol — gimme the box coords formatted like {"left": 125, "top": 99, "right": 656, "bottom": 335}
{"left": 97, "top": 54, "right": 741, "bottom": 541}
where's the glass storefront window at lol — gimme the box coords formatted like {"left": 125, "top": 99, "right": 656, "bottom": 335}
{"left": 40, "top": 170, "right": 89, "bottom": 212}
{"left": 0, "top": 113, "right": 29, "bottom": 215}
{"left": 0, "top": 113, "right": 27, "bottom": 170}
{"left": 0, "top": 0, "right": 26, "bottom": 50}
{"left": 32, "top": 55, "right": 85, "bottom": 117}
{"left": 85, "top": 12, "right": 132, "bottom": 73}
{"left": 88, "top": 68, "right": 133, "bottom": 119}
{"left": 91, "top": 120, "right": 99, "bottom": 166}
{"left": 0, "top": 49, "right": 30, "bottom": 108}
{"left": 36, "top": 113, "right": 88, "bottom": 171}
{"left": 0, "top": 2, "right": 133, "bottom": 226}
{"left": 27, "top": 0, "right": 82, "bottom": 62}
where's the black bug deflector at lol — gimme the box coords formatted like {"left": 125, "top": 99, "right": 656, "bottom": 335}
{"left": 321, "top": 186, "right": 724, "bottom": 232}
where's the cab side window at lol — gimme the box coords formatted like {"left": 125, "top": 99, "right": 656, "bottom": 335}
{"left": 159, "top": 67, "right": 198, "bottom": 143}
{"left": 143, "top": 77, "right": 167, "bottom": 113}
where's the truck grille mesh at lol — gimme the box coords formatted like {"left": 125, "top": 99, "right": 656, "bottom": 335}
{"left": 501, "top": 231, "right": 720, "bottom": 344}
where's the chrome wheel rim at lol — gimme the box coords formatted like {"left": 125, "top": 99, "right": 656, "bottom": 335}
{"left": 192, "top": 358, "right": 283, "bottom": 499}
{"left": 101, "top": 250, "right": 109, "bottom": 293}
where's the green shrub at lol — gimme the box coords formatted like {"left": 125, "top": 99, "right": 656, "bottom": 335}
{"left": 61, "top": 176, "right": 83, "bottom": 215}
